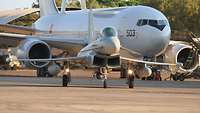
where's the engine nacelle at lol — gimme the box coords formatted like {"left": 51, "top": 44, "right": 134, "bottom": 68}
{"left": 164, "top": 41, "right": 199, "bottom": 74}
{"left": 16, "top": 39, "right": 51, "bottom": 68}
{"left": 47, "top": 62, "right": 61, "bottom": 76}
{"left": 135, "top": 65, "right": 152, "bottom": 78}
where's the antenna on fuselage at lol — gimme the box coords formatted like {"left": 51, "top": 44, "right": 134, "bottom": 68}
{"left": 78, "top": 0, "right": 87, "bottom": 9}
{"left": 87, "top": 1, "right": 96, "bottom": 44}
{"left": 61, "top": 0, "right": 68, "bottom": 14}
{"left": 88, "top": 8, "right": 94, "bottom": 44}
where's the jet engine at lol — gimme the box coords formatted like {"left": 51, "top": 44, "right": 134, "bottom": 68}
{"left": 164, "top": 42, "right": 199, "bottom": 74}
{"left": 16, "top": 39, "right": 51, "bottom": 68}
{"left": 134, "top": 64, "right": 152, "bottom": 78}
{"left": 47, "top": 62, "right": 61, "bottom": 76}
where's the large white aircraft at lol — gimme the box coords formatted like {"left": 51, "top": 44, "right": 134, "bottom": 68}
{"left": 0, "top": 0, "right": 198, "bottom": 88}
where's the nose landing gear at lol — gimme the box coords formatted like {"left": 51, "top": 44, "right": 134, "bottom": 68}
{"left": 93, "top": 67, "right": 108, "bottom": 88}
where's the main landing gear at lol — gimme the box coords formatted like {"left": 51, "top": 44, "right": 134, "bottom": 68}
{"left": 171, "top": 73, "right": 185, "bottom": 81}
{"left": 37, "top": 67, "right": 53, "bottom": 77}
{"left": 127, "top": 69, "right": 135, "bottom": 88}
{"left": 61, "top": 63, "right": 135, "bottom": 88}
{"left": 93, "top": 67, "right": 108, "bottom": 88}
{"left": 62, "top": 62, "right": 71, "bottom": 87}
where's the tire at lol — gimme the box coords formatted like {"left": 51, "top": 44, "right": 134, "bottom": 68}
{"left": 159, "top": 76, "right": 162, "bottom": 81}
{"left": 141, "top": 77, "right": 146, "bottom": 80}
{"left": 37, "top": 68, "right": 46, "bottom": 77}
{"left": 172, "top": 75, "right": 178, "bottom": 81}
{"left": 128, "top": 75, "right": 134, "bottom": 88}
{"left": 103, "top": 80, "right": 107, "bottom": 88}
{"left": 147, "top": 76, "right": 153, "bottom": 80}
{"left": 62, "top": 73, "right": 71, "bottom": 87}
{"left": 179, "top": 75, "right": 185, "bottom": 81}
{"left": 47, "top": 73, "right": 54, "bottom": 77}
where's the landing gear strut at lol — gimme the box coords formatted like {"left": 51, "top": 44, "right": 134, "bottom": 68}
{"left": 62, "top": 62, "right": 71, "bottom": 87}
{"left": 37, "top": 67, "right": 56, "bottom": 77}
{"left": 120, "top": 67, "right": 128, "bottom": 78}
{"left": 127, "top": 69, "right": 135, "bottom": 88}
{"left": 37, "top": 68, "right": 44, "bottom": 77}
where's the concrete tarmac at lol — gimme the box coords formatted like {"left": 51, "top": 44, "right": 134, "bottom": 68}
{"left": 0, "top": 70, "right": 200, "bottom": 113}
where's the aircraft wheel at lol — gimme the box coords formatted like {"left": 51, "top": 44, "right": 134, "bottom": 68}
{"left": 103, "top": 79, "right": 107, "bottom": 88}
{"left": 37, "top": 68, "right": 47, "bottom": 77}
{"left": 178, "top": 75, "right": 185, "bottom": 81}
{"left": 47, "top": 73, "right": 54, "bottom": 77}
{"left": 128, "top": 75, "right": 134, "bottom": 88}
{"left": 172, "top": 74, "right": 178, "bottom": 81}
{"left": 62, "top": 73, "right": 71, "bottom": 87}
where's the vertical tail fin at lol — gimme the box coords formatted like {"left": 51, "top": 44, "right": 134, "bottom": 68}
{"left": 39, "top": 0, "right": 59, "bottom": 16}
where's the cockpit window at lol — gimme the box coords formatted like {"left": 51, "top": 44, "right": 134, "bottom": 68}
{"left": 137, "top": 19, "right": 168, "bottom": 31}
{"left": 158, "top": 20, "right": 168, "bottom": 25}
{"left": 137, "top": 19, "right": 148, "bottom": 26}
{"left": 149, "top": 20, "right": 158, "bottom": 26}
{"left": 102, "top": 27, "right": 117, "bottom": 37}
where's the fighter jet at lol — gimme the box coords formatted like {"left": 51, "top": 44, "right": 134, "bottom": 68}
{"left": 0, "top": 0, "right": 198, "bottom": 88}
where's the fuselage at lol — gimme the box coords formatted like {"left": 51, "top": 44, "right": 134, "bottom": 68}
{"left": 34, "top": 6, "right": 171, "bottom": 57}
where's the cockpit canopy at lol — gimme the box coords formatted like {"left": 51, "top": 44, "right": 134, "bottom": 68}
{"left": 102, "top": 27, "right": 117, "bottom": 37}
{"left": 137, "top": 19, "right": 168, "bottom": 31}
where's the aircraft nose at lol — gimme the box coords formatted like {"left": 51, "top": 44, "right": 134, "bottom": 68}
{"left": 151, "top": 25, "right": 171, "bottom": 55}
{"left": 135, "top": 25, "right": 171, "bottom": 56}
{"left": 159, "top": 26, "right": 171, "bottom": 44}
{"left": 98, "top": 36, "right": 121, "bottom": 55}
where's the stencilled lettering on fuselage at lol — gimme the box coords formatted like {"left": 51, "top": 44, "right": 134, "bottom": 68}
{"left": 126, "top": 29, "right": 136, "bottom": 38}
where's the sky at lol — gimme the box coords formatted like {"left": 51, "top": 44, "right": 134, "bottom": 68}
{"left": 0, "top": 0, "right": 36, "bottom": 11}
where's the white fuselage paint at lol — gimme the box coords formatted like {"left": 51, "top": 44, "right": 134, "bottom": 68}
{"left": 34, "top": 6, "right": 171, "bottom": 57}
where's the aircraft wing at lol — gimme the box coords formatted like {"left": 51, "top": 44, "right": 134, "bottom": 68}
{"left": 16, "top": 56, "right": 88, "bottom": 68}
{"left": 18, "top": 56, "right": 86, "bottom": 63}
{"left": 0, "top": 32, "right": 86, "bottom": 49}
{"left": 120, "top": 57, "right": 177, "bottom": 66}
{"left": 0, "top": 8, "right": 39, "bottom": 24}
{"left": 120, "top": 46, "right": 179, "bottom": 66}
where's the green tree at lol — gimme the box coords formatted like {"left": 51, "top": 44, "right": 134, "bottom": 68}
{"left": 97, "top": 0, "right": 141, "bottom": 7}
